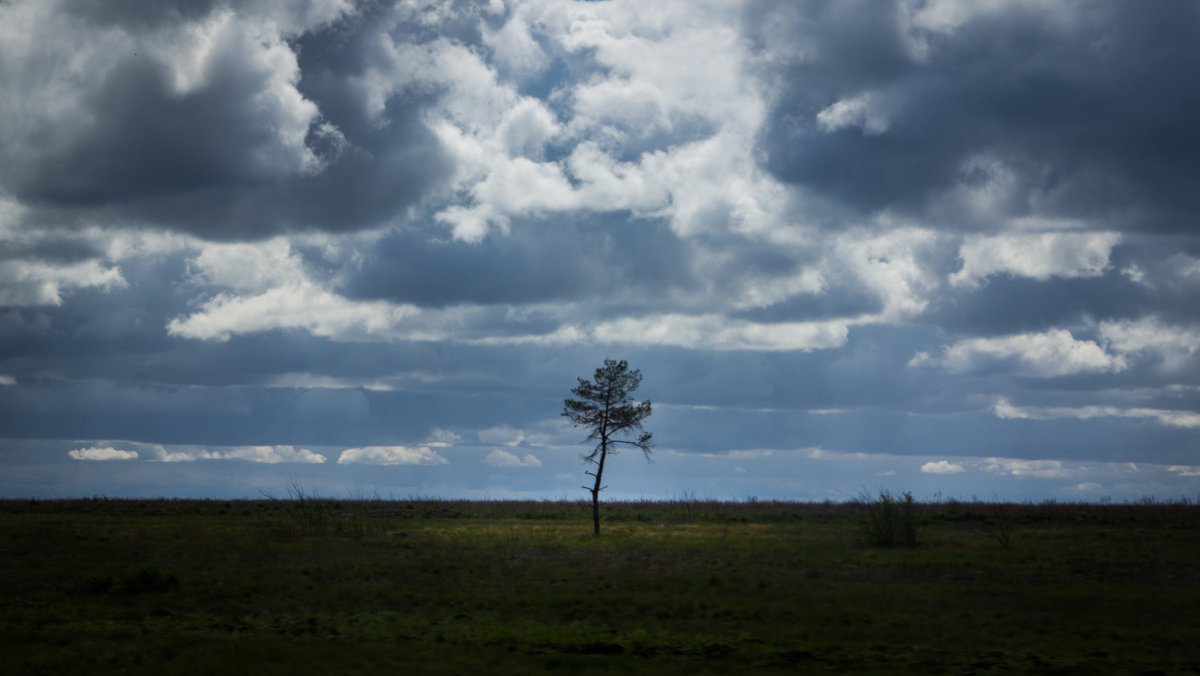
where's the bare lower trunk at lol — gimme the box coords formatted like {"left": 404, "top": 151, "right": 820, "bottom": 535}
{"left": 590, "top": 441, "right": 608, "bottom": 536}
{"left": 590, "top": 487, "right": 600, "bottom": 535}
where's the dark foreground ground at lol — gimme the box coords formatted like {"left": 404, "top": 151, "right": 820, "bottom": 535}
{"left": 2, "top": 497, "right": 1198, "bottom": 674}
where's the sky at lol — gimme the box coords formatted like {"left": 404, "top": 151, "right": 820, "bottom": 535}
{"left": 2, "top": 0, "right": 1200, "bottom": 503}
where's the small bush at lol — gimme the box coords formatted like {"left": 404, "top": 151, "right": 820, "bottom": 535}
{"left": 983, "top": 511, "right": 1016, "bottom": 550}
{"left": 262, "top": 476, "right": 342, "bottom": 536}
{"left": 858, "top": 490, "right": 918, "bottom": 547}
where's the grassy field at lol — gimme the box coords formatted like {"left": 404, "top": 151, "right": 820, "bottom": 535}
{"left": 2, "top": 496, "right": 1198, "bottom": 674}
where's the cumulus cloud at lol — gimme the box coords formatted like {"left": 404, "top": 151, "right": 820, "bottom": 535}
{"left": 186, "top": 238, "right": 306, "bottom": 291}
{"left": 223, "top": 446, "right": 327, "bottom": 464}
{"left": 833, "top": 225, "right": 940, "bottom": 319}
{"left": 411, "top": 0, "right": 788, "bottom": 243}
{"left": 484, "top": 450, "right": 543, "bottom": 468}
{"left": 0, "top": 0, "right": 446, "bottom": 239}
{"left": 911, "top": 329, "right": 1126, "bottom": 377}
{"left": 951, "top": 232, "right": 1120, "bottom": 288}
{"left": 425, "top": 428, "right": 462, "bottom": 447}
{"left": 816, "top": 92, "right": 890, "bottom": 135}
{"left": 0, "top": 259, "right": 125, "bottom": 307}
{"left": 478, "top": 425, "right": 526, "bottom": 447}
{"left": 147, "top": 444, "right": 326, "bottom": 463}
{"left": 1100, "top": 318, "right": 1200, "bottom": 372}
{"left": 337, "top": 446, "right": 448, "bottom": 466}
{"left": 0, "top": 2, "right": 326, "bottom": 190}
{"left": 921, "top": 460, "right": 965, "bottom": 475}
{"left": 590, "top": 314, "right": 851, "bottom": 352}
{"left": 166, "top": 282, "right": 419, "bottom": 342}
{"left": 68, "top": 446, "right": 138, "bottom": 461}
{"left": 0, "top": 375, "right": 14, "bottom": 386}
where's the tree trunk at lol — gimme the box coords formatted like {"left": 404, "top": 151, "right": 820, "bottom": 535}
{"left": 590, "top": 487, "right": 600, "bottom": 536}
{"left": 590, "top": 438, "right": 608, "bottom": 536}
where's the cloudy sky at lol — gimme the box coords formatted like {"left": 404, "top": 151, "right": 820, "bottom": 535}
{"left": 2, "top": 0, "right": 1199, "bottom": 502}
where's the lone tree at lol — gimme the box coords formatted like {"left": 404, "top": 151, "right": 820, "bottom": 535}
{"left": 563, "top": 358, "right": 654, "bottom": 535}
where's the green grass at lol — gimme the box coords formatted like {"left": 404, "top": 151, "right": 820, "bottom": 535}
{"left": 1, "top": 497, "right": 1198, "bottom": 673}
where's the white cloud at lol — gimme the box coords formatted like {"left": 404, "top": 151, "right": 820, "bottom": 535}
{"left": 465, "top": 312, "right": 853, "bottom": 352}
{"left": 951, "top": 231, "right": 1120, "bottom": 288}
{"left": 168, "top": 272, "right": 862, "bottom": 351}
{"left": 485, "top": 449, "right": 543, "bottom": 468}
{"left": 725, "top": 265, "right": 826, "bottom": 312}
{"left": 834, "top": 225, "right": 940, "bottom": 319}
{"left": 994, "top": 398, "right": 1200, "bottom": 429}
{"left": 0, "top": 259, "right": 125, "bottom": 306}
{"left": 567, "top": 78, "right": 671, "bottom": 142}
{"left": 521, "top": 418, "right": 578, "bottom": 447}
{"left": 590, "top": 314, "right": 851, "bottom": 352}
{"left": 68, "top": 446, "right": 138, "bottom": 461}
{"left": 911, "top": 329, "right": 1126, "bottom": 377}
{"left": 337, "top": 445, "right": 448, "bottom": 466}
{"left": 1100, "top": 317, "right": 1200, "bottom": 372}
{"left": 148, "top": 444, "right": 325, "bottom": 463}
{"left": 0, "top": 374, "right": 14, "bottom": 386}
{"left": 1167, "top": 465, "right": 1200, "bottom": 477}
{"left": 187, "top": 238, "right": 305, "bottom": 291}
{"left": 982, "top": 457, "right": 1077, "bottom": 479}
{"left": 921, "top": 460, "right": 965, "bottom": 474}
{"left": 268, "top": 373, "right": 394, "bottom": 391}
{"left": 554, "top": 1, "right": 754, "bottom": 126}
{"left": 425, "top": 428, "right": 462, "bottom": 447}
{"left": 904, "top": 0, "right": 1075, "bottom": 36}
{"left": 410, "top": 0, "right": 790, "bottom": 245}
{"left": 481, "top": 4, "right": 549, "bottom": 80}
{"left": 223, "top": 446, "right": 327, "bottom": 464}
{"left": 817, "top": 92, "right": 889, "bottom": 135}
{"left": 166, "top": 282, "right": 419, "bottom": 342}
{"left": 478, "top": 425, "right": 526, "bottom": 447}
{"left": 153, "top": 5, "right": 944, "bottom": 355}
{"left": 499, "top": 97, "right": 562, "bottom": 159}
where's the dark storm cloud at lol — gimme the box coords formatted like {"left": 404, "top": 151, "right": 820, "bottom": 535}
{"left": 0, "top": 235, "right": 106, "bottom": 266}
{"left": 0, "top": 372, "right": 558, "bottom": 448}
{"left": 61, "top": 0, "right": 223, "bottom": 28}
{"left": 340, "top": 214, "right": 692, "bottom": 308}
{"left": 754, "top": 1, "right": 1200, "bottom": 233}
{"left": 0, "top": 1, "right": 452, "bottom": 240}
{"left": 919, "top": 234, "right": 1200, "bottom": 368}
{"left": 928, "top": 274, "right": 1147, "bottom": 337}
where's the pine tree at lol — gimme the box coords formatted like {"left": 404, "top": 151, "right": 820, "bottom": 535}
{"left": 562, "top": 359, "right": 654, "bottom": 535}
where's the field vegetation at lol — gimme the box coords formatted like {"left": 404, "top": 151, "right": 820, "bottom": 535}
{"left": 2, "top": 494, "right": 1198, "bottom": 674}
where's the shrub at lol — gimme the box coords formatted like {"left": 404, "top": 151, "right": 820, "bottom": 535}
{"left": 858, "top": 489, "right": 918, "bottom": 547}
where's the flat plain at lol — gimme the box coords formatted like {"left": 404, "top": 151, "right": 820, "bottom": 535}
{"left": 2, "top": 497, "right": 1198, "bottom": 674}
